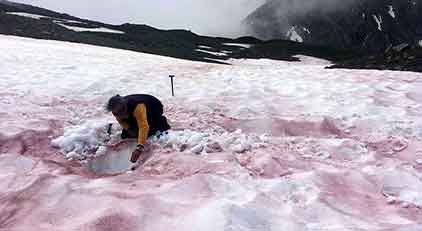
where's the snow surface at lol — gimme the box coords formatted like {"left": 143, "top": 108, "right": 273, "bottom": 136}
{"left": 1, "top": 35, "right": 422, "bottom": 230}
{"left": 195, "top": 49, "right": 228, "bottom": 57}
{"left": 388, "top": 5, "right": 396, "bottom": 18}
{"left": 419, "top": 40, "right": 422, "bottom": 47}
{"left": 198, "top": 45, "right": 212, "bottom": 49}
{"left": 373, "top": 14, "right": 383, "bottom": 31}
{"left": 286, "top": 26, "right": 303, "bottom": 43}
{"left": 223, "top": 43, "right": 252, "bottom": 48}
{"left": 6, "top": 11, "right": 86, "bottom": 25}
{"left": 56, "top": 23, "right": 125, "bottom": 34}
{"left": 53, "top": 19, "right": 86, "bottom": 24}
{"left": 6, "top": 12, "right": 48, "bottom": 19}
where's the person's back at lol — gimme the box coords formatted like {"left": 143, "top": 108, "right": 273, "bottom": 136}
{"left": 122, "top": 94, "right": 168, "bottom": 134}
{"left": 106, "top": 94, "right": 170, "bottom": 163}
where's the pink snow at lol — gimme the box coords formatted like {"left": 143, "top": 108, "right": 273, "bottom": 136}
{"left": 1, "top": 35, "right": 422, "bottom": 230}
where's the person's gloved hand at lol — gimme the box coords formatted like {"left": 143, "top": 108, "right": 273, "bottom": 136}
{"left": 130, "top": 144, "right": 145, "bottom": 163}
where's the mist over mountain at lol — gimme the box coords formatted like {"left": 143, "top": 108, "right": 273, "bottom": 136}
{"left": 12, "top": 0, "right": 265, "bottom": 38}
{"left": 245, "top": 0, "right": 422, "bottom": 53}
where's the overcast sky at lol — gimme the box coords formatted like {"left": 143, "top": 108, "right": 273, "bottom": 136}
{"left": 14, "top": 0, "right": 265, "bottom": 37}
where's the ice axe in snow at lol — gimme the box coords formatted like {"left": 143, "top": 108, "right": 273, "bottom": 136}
{"left": 169, "top": 75, "right": 175, "bottom": 96}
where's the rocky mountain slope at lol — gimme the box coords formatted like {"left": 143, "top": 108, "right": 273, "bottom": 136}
{"left": 245, "top": 0, "right": 422, "bottom": 53}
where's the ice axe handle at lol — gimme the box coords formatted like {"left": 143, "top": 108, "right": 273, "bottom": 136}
{"left": 169, "top": 75, "right": 175, "bottom": 96}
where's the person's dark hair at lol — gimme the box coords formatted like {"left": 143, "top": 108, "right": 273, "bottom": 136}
{"left": 105, "top": 94, "right": 123, "bottom": 112}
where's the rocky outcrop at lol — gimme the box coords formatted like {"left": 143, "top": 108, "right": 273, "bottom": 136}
{"left": 328, "top": 43, "right": 422, "bottom": 72}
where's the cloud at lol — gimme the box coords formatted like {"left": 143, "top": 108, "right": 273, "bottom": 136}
{"left": 13, "top": 0, "right": 265, "bottom": 37}
{"left": 266, "top": 0, "right": 360, "bottom": 16}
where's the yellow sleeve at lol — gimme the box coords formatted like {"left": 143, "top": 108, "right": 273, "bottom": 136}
{"left": 114, "top": 116, "right": 129, "bottom": 129}
{"left": 133, "top": 104, "right": 150, "bottom": 145}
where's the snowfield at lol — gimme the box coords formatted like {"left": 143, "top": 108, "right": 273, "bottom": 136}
{"left": 1, "top": 35, "right": 422, "bottom": 230}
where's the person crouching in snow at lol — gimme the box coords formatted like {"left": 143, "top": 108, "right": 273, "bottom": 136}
{"left": 106, "top": 94, "right": 171, "bottom": 163}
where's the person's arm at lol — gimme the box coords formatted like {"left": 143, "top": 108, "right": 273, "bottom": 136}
{"left": 114, "top": 116, "right": 129, "bottom": 130}
{"left": 133, "top": 104, "right": 150, "bottom": 145}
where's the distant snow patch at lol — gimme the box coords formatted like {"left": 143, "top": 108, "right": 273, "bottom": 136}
{"left": 6, "top": 12, "right": 47, "bottom": 19}
{"left": 418, "top": 40, "right": 422, "bottom": 47}
{"left": 6, "top": 12, "right": 88, "bottom": 25}
{"left": 57, "top": 23, "right": 125, "bottom": 34}
{"left": 223, "top": 43, "right": 252, "bottom": 49}
{"left": 198, "top": 45, "right": 212, "bottom": 49}
{"left": 195, "top": 49, "right": 228, "bottom": 57}
{"left": 372, "top": 14, "right": 383, "bottom": 31}
{"left": 53, "top": 19, "right": 85, "bottom": 24}
{"left": 294, "top": 55, "right": 331, "bottom": 65}
{"left": 203, "top": 57, "right": 225, "bottom": 63}
{"left": 66, "top": 20, "right": 85, "bottom": 24}
{"left": 286, "top": 26, "right": 303, "bottom": 43}
{"left": 362, "top": 13, "right": 366, "bottom": 19}
{"left": 303, "top": 27, "right": 311, "bottom": 34}
{"left": 388, "top": 5, "right": 396, "bottom": 18}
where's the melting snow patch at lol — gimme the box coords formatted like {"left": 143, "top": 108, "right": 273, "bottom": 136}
{"left": 223, "top": 43, "right": 252, "bottom": 49}
{"left": 293, "top": 55, "right": 331, "bottom": 65}
{"left": 372, "top": 14, "right": 383, "bottom": 31}
{"left": 56, "top": 23, "right": 125, "bottom": 34}
{"left": 195, "top": 49, "right": 228, "bottom": 57}
{"left": 6, "top": 12, "right": 48, "bottom": 19}
{"left": 286, "top": 26, "right": 303, "bottom": 43}
{"left": 53, "top": 19, "right": 85, "bottom": 24}
{"left": 198, "top": 45, "right": 212, "bottom": 49}
{"left": 388, "top": 5, "right": 396, "bottom": 18}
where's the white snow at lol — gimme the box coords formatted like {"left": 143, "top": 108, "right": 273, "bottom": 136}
{"left": 195, "top": 49, "right": 228, "bottom": 57}
{"left": 6, "top": 12, "right": 48, "bottom": 19}
{"left": 53, "top": 120, "right": 268, "bottom": 162}
{"left": 303, "top": 27, "right": 311, "bottom": 34}
{"left": 388, "top": 5, "right": 396, "bottom": 18}
{"left": 51, "top": 120, "right": 113, "bottom": 159}
{"left": 7, "top": 12, "right": 88, "bottom": 25}
{"left": 65, "top": 20, "right": 85, "bottom": 24}
{"left": 56, "top": 23, "right": 125, "bottom": 34}
{"left": 373, "top": 14, "right": 383, "bottom": 31}
{"left": 53, "top": 19, "right": 86, "bottom": 24}
{"left": 286, "top": 26, "right": 303, "bottom": 43}
{"left": 223, "top": 43, "right": 252, "bottom": 48}
{"left": 381, "top": 166, "right": 422, "bottom": 207}
{"left": 1, "top": 35, "right": 422, "bottom": 230}
{"left": 418, "top": 40, "right": 422, "bottom": 47}
{"left": 198, "top": 45, "right": 212, "bottom": 49}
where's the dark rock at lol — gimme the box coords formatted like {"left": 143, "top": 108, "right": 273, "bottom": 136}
{"left": 179, "top": 144, "right": 188, "bottom": 152}
{"left": 392, "top": 43, "right": 410, "bottom": 53}
{"left": 205, "top": 142, "right": 223, "bottom": 153}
